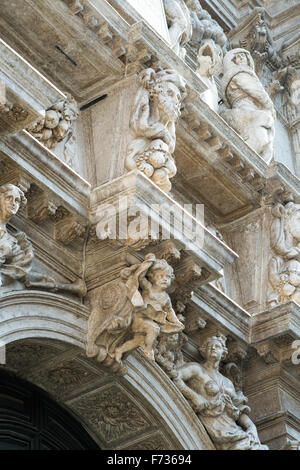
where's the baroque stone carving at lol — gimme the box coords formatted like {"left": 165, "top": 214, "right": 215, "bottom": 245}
{"left": 126, "top": 68, "right": 186, "bottom": 192}
{"left": 27, "top": 95, "right": 79, "bottom": 165}
{"left": 235, "top": 8, "right": 280, "bottom": 76}
{"left": 185, "top": 0, "right": 228, "bottom": 56}
{"left": 70, "top": 386, "right": 149, "bottom": 443}
{"left": 196, "top": 40, "right": 223, "bottom": 113}
{"left": 154, "top": 316, "right": 187, "bottom": 379}
{"left": 163, "top": 0, "right": 192, "bottom": 60}
{"left": 173, "top": 334, "right": 268, "bottom": 450}
{"left": 0, "top": 183, "right": 86, "bottom": 297}
{"left": 268, "top": 201, "right": 300, "bottom": 306}
{"left": 0, "top": 184, "right": 33, "bottom": 287}
{"left": 86, "top": 253, "right": 184, "bottom": 372}
{"left": 220, "top": 48, "right": 275, "bottom": 163}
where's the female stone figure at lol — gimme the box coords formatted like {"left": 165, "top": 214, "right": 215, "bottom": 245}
{"left": 173, "top": 334, "right": 268, "bottom": 450}
{"left": 221, "top": 48, "right": 275, "bottom": 163}
{"left": 0, "top": 183, "right": 86, "bottom": 296}
{"left": 0, "top": 184, "right": 33, "bottom": 287}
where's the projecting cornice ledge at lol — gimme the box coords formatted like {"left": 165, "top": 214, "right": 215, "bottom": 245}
{"left": 90, "top": 170, "right": 238, "bottom": 279}
{"left": 0, "top": 39, "right": 65, "bottom": 134}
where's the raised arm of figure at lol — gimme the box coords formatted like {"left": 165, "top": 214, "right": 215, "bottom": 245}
{"left": 174, "top": 363, "right": 209, "bottom": 412}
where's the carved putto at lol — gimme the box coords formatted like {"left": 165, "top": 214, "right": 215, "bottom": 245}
{"left": 268, "top": 201, "right": 300, "bottom": 306}
{"left": 0, "top": 183, "right": 86, "bottom": 297}
{"left": 27, "top": 95, "right": 79, "bottom": 164}
{"left": 86, "top": 254, "right": 184, "bottom": 373}
{"left": 163, "top": 0, "right": 192, "bottom": 60}
{"left": 126, "top": 68, "right": 186, "bottom": 192}
{"left": 173, "top": 334, "right": 268, "bottom": 450}
{"left": 220, "top": 48, "right": 275, "bottom": 163}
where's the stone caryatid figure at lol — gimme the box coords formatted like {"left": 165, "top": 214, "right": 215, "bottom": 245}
{"left": 268, "top": 201, "right": 300, "bottom": 306}
{"left": 220, "top": 48, "right": 275, "bottom": 163}
{"left": 173, "top": 334, "right": 268, "bottom": 450}
{"left": 196, "top": 39, "right": 223, "bottom": 113}
{"left": 126, "top": 68, "right": 186, "bottom": 192}
{"left": 0, "top": 183, "right": 86, "bottom": 296}
{"left": 86, "top": 254, "right": 184, "bottom": 372}
{"left": 163, "top": 0, "right": 192, "bottom": 60}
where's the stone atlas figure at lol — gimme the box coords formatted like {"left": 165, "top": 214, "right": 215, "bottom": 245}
{"left": 268, "top": 201, "right": 300, "bottom": 306}
{"left": 221, "top": 48, "right": 275, "bottom": 163}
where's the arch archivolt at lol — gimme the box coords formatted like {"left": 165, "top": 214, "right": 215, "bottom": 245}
{"left": 0, "top": 291, "right": 214, "bottom": 450}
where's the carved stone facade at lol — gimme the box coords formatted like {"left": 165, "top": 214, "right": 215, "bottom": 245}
{"left": 0, "top": 0, "right": 300, "bottom": 452}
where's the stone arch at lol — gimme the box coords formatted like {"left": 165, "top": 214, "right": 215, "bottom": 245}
{"left": 0, "top": 290, "right": 87, "bottom": 347}
{"left": 0, "top": 291, "right": 214, "bottom": 450}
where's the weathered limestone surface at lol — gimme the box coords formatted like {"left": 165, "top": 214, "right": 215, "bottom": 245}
{"left": 0, "top": 0, "right": 300, "bottom": 451}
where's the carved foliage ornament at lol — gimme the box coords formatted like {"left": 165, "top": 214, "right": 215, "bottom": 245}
{"left": 126, "top": 68, "right": 186, "bottom": 192}
{"left": 27, "top": 95, "right": 79, "bottom": 166}
{"left": 0, "top": 184, "right": 86, "bottom": 297}
{"left": 71, "top": 387, "right": 149, "bottom": 443}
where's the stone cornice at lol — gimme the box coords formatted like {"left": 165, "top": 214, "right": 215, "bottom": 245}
{"left": 0, "top": 131, "right": 90, "bottom": 219}
{"left": 251, "top": 301, "right": 300, "bottom": 344}
{"left": 192, "top": 283, "right": 250, "bottom": 342}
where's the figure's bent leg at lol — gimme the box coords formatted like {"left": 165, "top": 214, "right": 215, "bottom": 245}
{"left": 142, "top": 323, "right": 160, "bottom": 360}
{"left": 114, "top": 334, "right": 144, "bottom": 362}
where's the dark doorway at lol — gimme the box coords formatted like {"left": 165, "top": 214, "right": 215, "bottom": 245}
{"left": 0, "top": 369, "right": 100, "bottom": 450}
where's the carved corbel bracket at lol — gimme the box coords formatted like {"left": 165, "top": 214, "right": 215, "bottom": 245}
{"left": 27, "top": 186, "right": 58, "bottom": 224}
{"left": 54, "top": 209, "right": 86, "bottom": 245}
{"left": 254, "top": 340, "right": 280, "bottom": 365}
{"left": 174, "top": 256, "right": 211, "bottom": 289}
